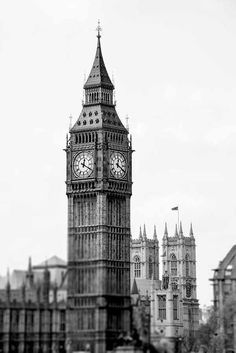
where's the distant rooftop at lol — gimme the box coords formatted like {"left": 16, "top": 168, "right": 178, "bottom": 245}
{"left": 33, "top": 256, "right": 66, "bottom": 269}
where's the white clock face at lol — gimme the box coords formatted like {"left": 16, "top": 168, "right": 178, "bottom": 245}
{"left": 73, "top": 152, "right": 94, "bottom": 178}
{"left": 110, "top": 152, "right": 127, "bottom": 179}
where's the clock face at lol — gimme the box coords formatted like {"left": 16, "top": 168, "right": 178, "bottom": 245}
{"left": 73, "top": 152, "right": 94, "bottom": 178}
{"left": 110, "top": 152, "right": 127, "bottom": 179}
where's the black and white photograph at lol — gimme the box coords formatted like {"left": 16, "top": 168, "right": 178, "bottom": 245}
{"left": 0, "top": 1, "right": 235, "bottom": 352}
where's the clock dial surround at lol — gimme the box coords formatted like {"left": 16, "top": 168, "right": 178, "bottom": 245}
{"left": 110, "top": 152, "right": 127, "bottom": 179}
{"left": 73, "top": 152, "right": 94, "bottom": 178}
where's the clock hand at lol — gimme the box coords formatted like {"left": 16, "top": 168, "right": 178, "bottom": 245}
{"left": 81, "top": 161, "right": 93, "bottom": 171}
{"left": 116, "top": 162, "right": 125, "bottom": 173}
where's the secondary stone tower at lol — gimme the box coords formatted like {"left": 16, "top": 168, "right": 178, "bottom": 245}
{"left": 66, "top": 25, "right": 132, "bottom": 353}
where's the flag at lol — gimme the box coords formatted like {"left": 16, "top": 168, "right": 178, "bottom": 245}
{"left": 171, "top": 206, "right": 178, "bottom": 211}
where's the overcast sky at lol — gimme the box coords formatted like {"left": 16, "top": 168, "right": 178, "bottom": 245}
{"left": 0, "top": 0, "right": 236, "bottom": 307}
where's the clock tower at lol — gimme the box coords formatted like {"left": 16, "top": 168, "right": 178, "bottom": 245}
{"left": 66, "top": 27, "right": 132, "bottom": 353}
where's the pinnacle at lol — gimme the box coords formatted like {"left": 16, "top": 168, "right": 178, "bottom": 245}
{"left": 139, "top": 226, "right": 143, "bottom": 240}
{"left": 143, "top": 224, "right": 147, "bottom": 239}
{"left": 179, "top": 221, "right": 183, "bottom": 237}
{"left": 28, "top": 256, "right": 32, "bottom": 273}
{"left": 190, "top": 223, "right": 194, "bottom": 237}
{"left": 163, "top": 222, "right": 168, "bottom": 238}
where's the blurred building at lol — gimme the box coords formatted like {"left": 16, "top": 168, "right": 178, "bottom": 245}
{"left": 130, "top": 223, "right": 199, "bottom": 350}
{"left": 0, "top": 256, "right": 67, "bottom": 353}
{"left": 211, "top": 245, "right": 236, "bottom": 352}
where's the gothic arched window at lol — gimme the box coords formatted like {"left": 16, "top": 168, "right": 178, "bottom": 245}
{"left": 170, "top": 253, "right": 177, "bottom": 276}
{"left": 149, "top": 256, "right": 153, "bottom": 279}
{"left": 185, "top": 254, "right": 190, "bottom": 277}
{"left": 134, "top": 256, "right": 141, "bottom": 278}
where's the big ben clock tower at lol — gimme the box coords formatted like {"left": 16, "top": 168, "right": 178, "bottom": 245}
{"left": 66, "top": 25, "right": 132, "bottom": 353}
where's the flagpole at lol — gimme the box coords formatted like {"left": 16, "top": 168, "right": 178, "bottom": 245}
{"left": 171, "top": 206, "right": 180, "bottom": 233}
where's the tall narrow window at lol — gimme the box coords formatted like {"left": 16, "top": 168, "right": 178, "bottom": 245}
{"left": 170, "top": 254, "right": 177, "bottom": 276}
{"left": 134, "top": 256, "right": 141, "bottom": 278}
{"left": 149, "top": 256, "right": 153, "bottom": 279}
{"left": 185, "top": 254, "right": 190, "bottom": 277}
{"left": 173, "top": 295, "right": 178, "bottom": 320}
{"left": 10, "top": 310, "right": 19, "bottom": 332}
{"left": 158, "top": 295, "right": 166, "bottom": 320}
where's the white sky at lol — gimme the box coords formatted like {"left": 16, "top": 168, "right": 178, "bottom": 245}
{"left": 0, "top": 0, "right": 236, "bottom": 307}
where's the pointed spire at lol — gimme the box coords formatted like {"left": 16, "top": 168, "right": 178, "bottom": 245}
{"left": 153, "top": 225, "right": 157, "bottom": 240}
{"left": 163, "top": 222, "right": 168, "bottom": 238}
{"left": 84, "top": 22, "right": 114, "bottom": 90}
{"left": 28, "top": 256, "right": 32, "bottom": 273}
{"left": 139, "top": 226, "right": 143, "bottom": 240}
{"left": 190, "top": 223, "right": 194, "bottom": 237}
{"left": 174, "top": 224, "right": 179, "bottom": 237}
{"left": 131, "top": 278, "right": 139, "bottom": 295}
{"left": 143, "top": 224, "right": 147, "bottom": 239}
{"left": 179, "top": 221, "right": 183, "bottom": 237}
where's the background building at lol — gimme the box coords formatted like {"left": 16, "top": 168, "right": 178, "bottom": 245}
{"left": 130, "top": 223, "right": 199, "bottom": 350}
{"left": 211, "top": 245, "right": 236, "bottom": 352}
{"left": 0, "top": 257, "right": 67, "bottom": 353}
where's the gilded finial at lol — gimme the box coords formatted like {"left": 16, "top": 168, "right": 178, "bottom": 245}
{"left": 96, "top": 20, "right": 102, "bottom": 38}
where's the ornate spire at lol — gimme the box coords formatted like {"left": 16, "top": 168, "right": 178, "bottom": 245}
{"left": 179, "top": 221, "right": 183, "bottom": 237}
{"left": 143, "top": 224, "right": 147, "bottom": 239}
{"left": 84, "top": 22, "right": 114, "bottom": 90}
{"left": 190, "top": 223, "right": 194, "bottom": 237}
{"left": 174, "top": 224, "right": 179, "bottom": 237}
{"left": 153, "top": 225, "right": 157, "bottom": 240}
{"left": 163, "top": 222, "right": 168, "bottom": 238}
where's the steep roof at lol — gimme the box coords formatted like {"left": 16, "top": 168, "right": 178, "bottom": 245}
{"left": 84, "top": 33, "right": 114, "bottom": 90}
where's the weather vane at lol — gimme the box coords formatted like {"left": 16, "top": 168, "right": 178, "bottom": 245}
{"left": 96, "top": 20, "right": 102, "bottom": 38}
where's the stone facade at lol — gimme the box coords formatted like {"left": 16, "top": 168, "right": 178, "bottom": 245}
{"left": 130, "top": 223, "right": 199, "bottom": 349}
{"left": 66, "top": 30, "right": 132, "bottom": 353}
